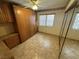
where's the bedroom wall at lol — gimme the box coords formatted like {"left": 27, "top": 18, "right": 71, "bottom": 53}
{"left": 37, "top": 7, "right": 79, "bottom": 40}
{"left": 37, "top": 10, "right": 65, "bottom": 36}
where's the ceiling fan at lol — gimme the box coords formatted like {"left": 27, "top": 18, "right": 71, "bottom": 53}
{"left": 30, "top": 0, "right": 39, "bottom": 10}
{"left": 25, "top": 0, "right": 45, "bottom": 10}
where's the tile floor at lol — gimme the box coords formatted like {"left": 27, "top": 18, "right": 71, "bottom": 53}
{"left": 60, "top": 39, "right": 79, "bottom": 59}
{"left": 0, "top": 41, "right": 12, "bottom": 59}
{"left": 1, "top": 32, "right": 79, "bottom": 59}
{"left": 11, "top": 33, "right": 59, "bottom": 59}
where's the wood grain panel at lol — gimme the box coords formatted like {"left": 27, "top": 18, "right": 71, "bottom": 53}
{"left": 29, "top": 10, "right": 37, "bottom": 36}
{"left": 3, "top": 34, "right": 20, "bottom": 49}
{"left": 13, "top": 6, "right": 31, "bottom": 42}
{"left": 13, "top": 5, "right": 37, "bottom": 42}
{"left": 29, "top": 10, "right": 36, "bottom": 36}
{"left": 0, "top": 2, "right": 14, "bottom": 23}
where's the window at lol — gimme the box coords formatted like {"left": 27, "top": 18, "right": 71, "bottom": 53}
{"left": 47, "top": 15, "right": 55, "bottom": 26}
{"left": 39, "top": 15, "right": 46, "bottom": 26}
{"left": 73, "top": 13, "right": 79, "bottom": 29}
{"left": 39, "top": 14, "right": 55, "bottom": 27}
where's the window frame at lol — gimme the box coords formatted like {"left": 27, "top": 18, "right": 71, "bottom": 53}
{"left": 39, "top": 13, "right": 55, "bottom": 27}
{"left": 46, "top": 14, "right": 55, "bottom": 27}
{"left": 39, "top": 15, "right": 47, "bottom": 26}
{"left": 72, "top": 13, "right": 79, "bottom": 30}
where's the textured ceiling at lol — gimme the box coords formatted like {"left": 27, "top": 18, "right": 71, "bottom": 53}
{"left": 9, "top": 0, "right": 69, "bottom": 10}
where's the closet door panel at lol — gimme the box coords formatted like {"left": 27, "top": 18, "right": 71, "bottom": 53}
{"left": 13, "top": 6, "right": 30, "bottom": 42}
{"left": 13, "top": 5, "right": 37, "bottom": 42}
{"left": 0, "top": 2, "right": 14, "bottom": 23}
{"left": 3, "top": 34, "right": 20, "bottom": 49}
{"left": 30, "top": 11, "right": 37, "bottom": 36}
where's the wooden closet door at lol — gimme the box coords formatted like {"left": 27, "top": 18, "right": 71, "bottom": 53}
{"left": 0, "top": 2, "right": 14, "bottom": 23}
{"left": 3, "top": 34, "right": 20, "bottom": 49}
{"left": 29, "top": 11, "right": 37, "bottom": 36}
{"left": 34, "top": 13, "right": 38, "bottom": 33}
{"left": 13, "top": 6, "right": 30, "bottom": 42}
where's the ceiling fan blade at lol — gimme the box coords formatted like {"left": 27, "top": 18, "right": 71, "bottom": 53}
{"left": 37, "top": 4, "right": 46, "bottom": 7}
{"left": 24, "top": 3, "right": 32, "bottom": 7}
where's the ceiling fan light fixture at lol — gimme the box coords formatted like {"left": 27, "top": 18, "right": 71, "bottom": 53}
{"left": 31, "top": 0, "right": 38, "bottom": 3}
{"left": 32, "top": 5, "right": 38, "bottom": 10}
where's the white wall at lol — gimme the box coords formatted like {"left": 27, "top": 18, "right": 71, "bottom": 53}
{"left": 37, "top": 7, "right": 79, "bottom": 40}
{"left": 37, "top": 10, "right": 65, "bottom": 36}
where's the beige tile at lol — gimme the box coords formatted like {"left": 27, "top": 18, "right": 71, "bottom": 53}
{"left": 0, "top": 41, "right": 12, "bottom": 59}
{"left": 11, "top": 33, "right": 59, "bottom": 59}
{"left": 60, "top": 39, "right": 79, "bottom": 59}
